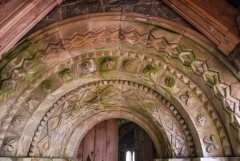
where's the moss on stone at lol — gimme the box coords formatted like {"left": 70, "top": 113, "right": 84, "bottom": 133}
{"left": 164, "top": 77, "right": 175, "bottom": 88}
{"left": 58, "top": 68, "right": 71, "bottom": 78}
{"left": 99, "top": 56, "right": 118, "bottom": 72}
{"left": 1, "top": 39, "right": 31, "bottom": 69}
{"left": 41, "top": 79, "right": 52, "bottom": 91}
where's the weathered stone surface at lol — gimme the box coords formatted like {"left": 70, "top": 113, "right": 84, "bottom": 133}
{"left": 0, "top": 157, "right": 238, "bottom": 161}
{"left": 24, "top": 0, "right": 191, "bottom": 38}
{"left": 163, "top": 0, "right": 240, "bottom": 56}
{"left": 0, "top": 158, "right": 75, "bottom": 161}
{"left": 0, "top": 12, "right": 239, "bottom": 160}
{"left": 0, "top": 0, "right": 62, "bottom": 58}
{"left": 154, "top": 157, "right": 240, "bottom": 161}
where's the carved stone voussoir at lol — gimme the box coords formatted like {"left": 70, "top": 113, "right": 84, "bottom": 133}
{"left": 197, "top": 114, "right": 207, "bottom": 126}
{"left": 0, "top": 13, "right": 239, "bottom": 158}
{"left": 203, "top": 135, "right": 220, "bottom": 153}
{"left": 2, "top": 138, "right": 16, "bottom": 152}
{"left": 180, "top": 91, "right": 194, "bottom": 106}
{"left": 78, "top": 59, "right": 96, "bottom": 75}
{"left": 29, "top": 80, "right": 197, "bottom": 158}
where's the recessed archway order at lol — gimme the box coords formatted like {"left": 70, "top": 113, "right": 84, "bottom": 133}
{"left": 0, "top": 12, "right": 239, "bottom": 159}
{"left": 27, "top": 80, "right": 196, "bottom": 158}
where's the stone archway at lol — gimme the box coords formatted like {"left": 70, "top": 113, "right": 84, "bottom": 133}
{"left": 28, "top": 80, "right": 196, "bottom": 158}
{"left": 0, "top": 12, "right": 239, "bottom": 160}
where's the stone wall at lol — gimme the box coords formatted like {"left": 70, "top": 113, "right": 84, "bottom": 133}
{"left": 24, "top": 0, "right": 193, "bottom": 38}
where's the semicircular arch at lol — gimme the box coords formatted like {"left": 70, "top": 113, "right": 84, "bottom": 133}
{"left": 0, "top": 12, "right": 239, "bottom": 158}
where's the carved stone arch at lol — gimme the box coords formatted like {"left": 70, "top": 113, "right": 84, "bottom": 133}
{"left": 25, "top": 80, "right": 199, "bottom": 158}
{"left": 0, "top": 12, "right": 239, "bottom": 160}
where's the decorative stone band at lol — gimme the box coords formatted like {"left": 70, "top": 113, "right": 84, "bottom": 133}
{"left": 0, "top": 13, "right": 237, "bottom": 157}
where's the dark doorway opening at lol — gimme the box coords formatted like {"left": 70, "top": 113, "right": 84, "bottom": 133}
{"left": 119, "top": 119, "right": 157, "bottom": 161}
{"left": 78, "top": 119, "right": 157, "bottom": 161}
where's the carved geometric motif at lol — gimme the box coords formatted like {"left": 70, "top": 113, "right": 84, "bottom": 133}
{"left": 178, "top": 51, "right": 195, "bottom": 66}
{"left": 2, "top": 138, "right": 16, "bottom": 152}
{"left": 191, "top": 60, "right": 207, "bottom": 76}
{"left": 212, "top": 83, "right": 228, "bottom": 99}
{"left": 64, "top": 32, "right": 97, "bottom": 51}
{"left": 156, "top": 97, "right": 193, "bottom": 157}
{"left": 143, "top": 64, "right": 158, "bottom": 79}
{"left": 203, "top": 135, "right": 220, "bottom": 153}
{"left": 197, "top": 114, "right": 207, "bottom": 126}
{"left": 78, "top": 59, "right": 96, "bottom": 75}
{"left": 147, "top": 33, "right": 179, "bottom": 56}
{"left": 120, "top": 29, "right": 148, "bottom": 46}
{"left": 223, "top": 98, "right": 240, "bottom": 116}
{"left": 0, "top": 26, "right": 238, "bottom": 128}
{"left": 0, "top": 69, "right": 23, "bottom": 99}
{"left": 26, "top": 99, "right": 39, "bottom": 111}
{"left": 48, "top": 117, "right": 60, "bottom": 132}
{"left": 58, "top": 68, "right": 72, "bottom": 82}
{"left": 203, "top": 71, "right": 219, "bottom": 87}
{"left": 0, "top": 46, "right": 231, "bottom": 157}
{"left": 37, "top": 136, "right": 49, "bottom": 156}
{"left": 40, "top": 41, "right": 65, "bottom": 63}
{"left": 30, "top": 81, "right": 196, "bottom": 158}
{"left": 0, "top": 14, "right": 238, "bottom": 158}
{"left": 165, "top": 77, "right": 176, "bottom": 88}
{"left": 124, "top": 60, "right": 134, "bottom": 69}
{"left": 180, "top": 91, "right": 194, "bottom": 107}
{"left": 96, "top": 30, "right": 119, "bottom": 44}
{"left": 11, "top": 116, "right": 23, "bottom": 126}
{"left": 101, "top": 58, "right": 116, "bottom": 70}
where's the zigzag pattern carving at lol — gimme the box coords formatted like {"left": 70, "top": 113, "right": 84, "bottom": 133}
{"left": 0, "top": 18, "right": 238, "bottom": 157}
{"left": 0, "top": 28, "right": 238, "bottom": 121}
{"left": 0, "top": 50, "right": 231, "bottom": 157}
{"left": 29, "top": 80, "right": 196, "bottom": 157}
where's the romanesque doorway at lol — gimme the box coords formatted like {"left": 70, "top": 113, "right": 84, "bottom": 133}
{"left": 77, "top": 119, "right": 157, "bottom": 161}
{"left": 0, "top": 13, "right": 239, "bottom": 160}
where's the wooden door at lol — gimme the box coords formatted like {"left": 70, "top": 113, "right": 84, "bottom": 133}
{"left": 119, "top": 122, "right": 157, "bottom": 161}
{"left": 134, "top": 125, "right": 156, "bottom": 161}
{"left": 78, "top": 119, "right": 118, "bottom": 161}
